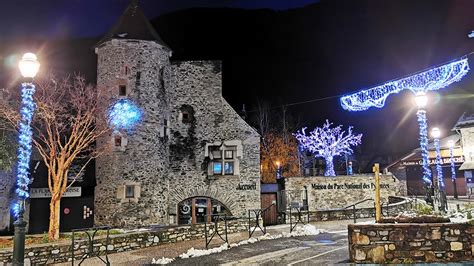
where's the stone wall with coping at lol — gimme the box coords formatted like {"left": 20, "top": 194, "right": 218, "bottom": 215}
{"left": 284, "top": 174, "right": 404, "bottom": 210}
{"left": 349, "top": 223, "right": 474, "bottom": 263}
{"left": 0, "top": 219, "right": 249, "bottom": 264}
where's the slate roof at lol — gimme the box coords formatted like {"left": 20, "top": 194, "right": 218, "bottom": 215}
{"left": 453, "top": 112, "right": 474, "bottom": 129}
{"left": 96, "top": 0, "right": 170, "bottom": 49}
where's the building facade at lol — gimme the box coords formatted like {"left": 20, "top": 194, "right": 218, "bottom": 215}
{"left": 94, "top": 1, "right": 260, "bottom": 227}
{"left": 386, "top": 134, "right": 466, "bottom": 197}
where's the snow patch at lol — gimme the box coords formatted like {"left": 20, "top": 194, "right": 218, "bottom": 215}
{"left": 283, "top": 224, "right": 324, "bottom": 237}
{"left": 151, "top": 257, "right": 174, "bottom": 265}
{"left": 179, "top": 243, "right": 229, "bottom": 259}
{"left": 151, "top": 224, "right": 324, "bottom": 264}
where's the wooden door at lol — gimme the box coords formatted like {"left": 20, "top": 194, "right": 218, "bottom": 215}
{"left": 261, "top": 193, "right": 277, "bottom": 226}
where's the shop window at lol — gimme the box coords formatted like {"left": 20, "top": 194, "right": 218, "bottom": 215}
{"left": 119, "top": 85, "right": 127, "bottom": 96}
{"left": 178, "top": 197, "right": 231, "bottom": 225}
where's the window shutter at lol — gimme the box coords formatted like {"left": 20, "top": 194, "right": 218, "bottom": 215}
{"left": 116, "top": 185, "right": 125, "bottom": 199}
{"left": 134, "top": 185, "right": 141, "bottom": 199}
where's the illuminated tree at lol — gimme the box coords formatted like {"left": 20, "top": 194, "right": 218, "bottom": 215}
{"left": 260, "top": 132, "right": 300, "bottom": 183}
{"left": 0, "top": 75, "right": 113, "bottom": 240}
{"left": 294, "top": 120, "right": 362, "bottom": 176}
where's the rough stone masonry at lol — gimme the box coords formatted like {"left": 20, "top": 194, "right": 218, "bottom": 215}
{"left": 94, "top": 2, "right": 260, "bottom": 227}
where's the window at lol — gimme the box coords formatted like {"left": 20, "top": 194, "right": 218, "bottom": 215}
{"left": 159, "top": 67, "right": 165, "bottom": 90}
{"left": 125, "top": 185, "right": 135, "bottom": 198}
{"left": 224, "top": 162, "right": 234, "bottom": 175}
{"left": 213, "top": 162, "right": 222, "bottom": 175}
{"left": 182, "top": 111, "right": 190, "bottom": 122}
{"left": 125, "top": 66, "right": 129, "bottom": 75}
{"left": 119, "top": 85, "right": 127, "bottom": 96}
{"left": 224, "top": 150, "right": 233, "bottom": 159}
{"left": 208, "top": 145, "right": 238, "bottom": 176}
{"left": 136, "top": 71, "right": 141, "bottom": 86}
{"left": 112, "top": 134, "right": 127, "bottom": 151}
{"left": 114, "top": 136, "right": 122, "bottom": 147}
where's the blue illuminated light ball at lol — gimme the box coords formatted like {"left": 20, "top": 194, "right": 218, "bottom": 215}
{"left": 108, "top": 99, "right": 143, "bottom": 131}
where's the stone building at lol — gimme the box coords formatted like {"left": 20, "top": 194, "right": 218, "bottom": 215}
{"left": 94, "top": 1, "right": 260, "bottom": 227}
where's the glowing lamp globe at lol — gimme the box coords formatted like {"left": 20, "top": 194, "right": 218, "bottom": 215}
{"left": 275, "top": 161, "right": 281, "bottom": 167}
{"left": 414, "top": 91, "right": 428, "bottom": 109}
{"left": 18, "top": 53, "right": 40, "bottom": 78}
{"left": 431, "top": 127, "right": 441, "bottom": 139}
{"left": 447, "top": 140, "right": 455, "bottom": 148}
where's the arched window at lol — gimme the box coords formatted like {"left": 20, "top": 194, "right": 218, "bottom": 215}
{"left": 177, "top": 197, "right": 231, "bottom": 225}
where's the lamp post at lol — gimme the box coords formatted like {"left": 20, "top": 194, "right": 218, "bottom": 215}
{"left": 414, "top": 91, "right": 434, "bottom": 207}
{"left": 431, "top": 127, "right": 447, "bottom": 212}
{"left": 447, "top": 140, "right": 458, "bottom": 199}
{"left": 12, "top": 53, "right": 40, "bottom": 266}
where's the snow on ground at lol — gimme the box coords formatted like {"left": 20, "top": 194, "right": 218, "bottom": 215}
{"left": 448, "top": 211, "right": 470, "bottom": 224}
{"left": 151, "top": 257, "right": 175, "bottom": 265}
{"left": 151, "top": 224, "right": 323, "bottom": 264}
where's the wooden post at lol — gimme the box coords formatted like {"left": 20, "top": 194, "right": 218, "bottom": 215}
{"left": 373, "top": 163, "right": 381, "bottom": 223}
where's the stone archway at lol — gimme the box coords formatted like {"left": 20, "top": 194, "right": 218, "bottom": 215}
{"left": 177, "top": 196, "right": 232, "bottom": 225}
{"left": 169, "top": 186, "right": 238, "bottom": 218}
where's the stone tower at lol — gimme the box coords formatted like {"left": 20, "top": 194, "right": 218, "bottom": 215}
{"left": 94, "top": 0, "right": 172, "bottom": 226}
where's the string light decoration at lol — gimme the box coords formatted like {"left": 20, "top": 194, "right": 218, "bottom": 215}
{"left": 448, "top": 141, "right": 456, "bottom": 181}
{"left": 433, "top": 137, "right": 445, "bottom": 190}
{"left": 340, "top": 58, "right": 469, "bottom": 111}
{"left": 14, "top": 83, "right": 36, "bottom": 215}
{"left": 294, "top": 120, "right": 362, "bottom": 177}
{"left": 417, "top": 110, "right": 432, "bottom": 186}
{"left": 448, "top": 140, "right": 458, "bottom": 198}
{"left": 108, "top": 99, "right": 143, "bottom": 131}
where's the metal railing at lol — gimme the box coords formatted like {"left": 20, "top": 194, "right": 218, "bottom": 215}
{"left": 248, "top": 203, "right": 275, "bottom": 238}
{"left": 289, "top": 206, "right": 309, "bottom": 233}
{"left": 71, "top": 226, "right": 110, "bottom": 265}
{"left": 344, "top": 198, "right": 374, "bottom": 223}
{"left": 204, "top": 214, "right": 229, "bottom": 249}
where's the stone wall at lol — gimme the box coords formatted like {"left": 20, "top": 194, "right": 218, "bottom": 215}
{"left": 0, "top": 172, "right": 13, "bottom": 233}
{"left": 284, "top": 174, "right": 404, "bottom": 210}
{"left": 349, "top": 223, "right": 474, "bottom": 263}
{"left": 0, "top": 220, "right": 249, "bottom": 264}
{"left": 95, "top": 39, "right": 172, "bottom": 227}
{"left": 167, "top": 61, "right": 261, "bottom": 220}
{"left": 95, "top": 38, "right": 261, "bottom": 227}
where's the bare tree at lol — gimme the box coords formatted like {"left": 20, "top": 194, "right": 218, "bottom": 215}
{"left": 0, "top": 75, "right": 113, "bottom": 240}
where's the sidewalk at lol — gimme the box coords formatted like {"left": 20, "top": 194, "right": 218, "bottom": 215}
{"left": 57, "top": 219, "right": 371, "bottom": 265}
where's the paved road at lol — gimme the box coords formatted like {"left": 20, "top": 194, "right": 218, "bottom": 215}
{"left": 169, "top": 229, "right": 350, "bottom": 266}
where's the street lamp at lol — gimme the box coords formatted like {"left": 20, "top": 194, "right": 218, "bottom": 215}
{"left": 414, "top": 91, "right": 434, "bottom": 207}
{"left": 431, "top": 127, "right": 447, "bottom": 212}
{"left": 13, "top": 52, "right": 40, "bottom": 266}
{"left": 275, "top": 161, "right": 282, "bottom": 180}
{"left": 447, "top": 140, "right": 458, "bottom": 199}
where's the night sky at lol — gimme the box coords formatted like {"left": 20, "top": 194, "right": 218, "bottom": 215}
{"left": 1, "top": 0, "right": 474, "bottom": 166}
{"left": 0, "top": 0, "right": 319, "bottom": 38}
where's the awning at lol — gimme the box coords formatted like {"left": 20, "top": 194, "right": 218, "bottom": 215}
{"left": 460, "top": 162, "right": 474, "bottom": 170}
